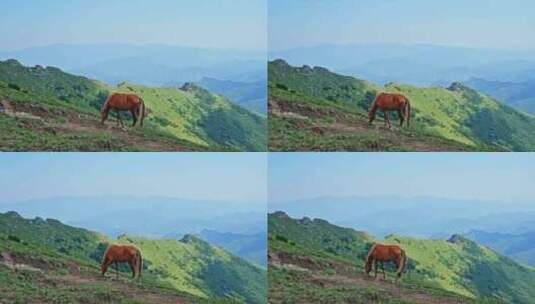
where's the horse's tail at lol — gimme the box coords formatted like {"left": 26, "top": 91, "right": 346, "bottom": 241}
{"left": 139, "top": 98, "right": 145, "bottom": 126}
{"left": 405, "top": 99, "right": 411, "bottom": 127}
{"left": 397, "top": 248, "right": 407, "bottom": 277}
{"left": 136, "top": 249, "right": 143, "bottom": 279}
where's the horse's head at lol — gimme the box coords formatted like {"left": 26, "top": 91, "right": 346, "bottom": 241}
{"left": 100, "top": 262, "right": 107, "bottom": 276}
{"left": 364, "top": 257, "right": 372, "bottom": 274}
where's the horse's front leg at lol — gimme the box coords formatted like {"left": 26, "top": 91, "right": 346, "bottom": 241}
{"left": 374, "top": 260, "right": 378, "bottom": 279}
{"left": 381, "top": 263, "right": 386, "bottom": 280}
{"left": 128, "top": 260, "right": 136, "bottom": 278}
{"left": 383, "top": 111, "right": 391, "bottom": 129}
{"left": 115, "top": 262, "right": 119, "bottom": 279}
{"left": 116, "top": 110, "right": 124, "bottom": 128}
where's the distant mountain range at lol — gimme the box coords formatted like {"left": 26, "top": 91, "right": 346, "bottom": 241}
{"left": 269, "top": 196, "right": 535, "bottom": 238}
{"left": 269, "top": 43, "right": 535, "bottom": 86}
{"left": 198, "top": 229, "right": 267, "bottom": 267}
{"left": 465, "top": 78, "right": 535, "bottom": 114}
{"left": 465, "top": 230, "right": 535, "bottom": 267}
{"left": 0, "top": 196, "right": 266, "bottom": 236}
{"left": 0, "top": 211, "right": 266, "bottom": 303}
{"left": 269, "top": 211, "right": 535, "bottom": 303}
{"left": 197, "top": 77, "right": 267, "bottom": 115}
{"left": 0, "top": 43, "right": 266, "bottom": 85}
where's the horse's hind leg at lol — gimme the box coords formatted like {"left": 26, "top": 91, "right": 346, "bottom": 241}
{"left": 130, "top": 109, "right": 137, "bottom": 127}
{"left": 114, "top": 262, "right": 119, "bottom": 279}
{"left": 128, "top": 260, "right": 136, "bottom": 278}
{"left": 397, "top": 109, "right": 404, "bottom": 127}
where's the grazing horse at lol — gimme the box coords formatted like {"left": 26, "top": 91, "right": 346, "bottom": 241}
{"left": 368, "top": 93, "right": 411, "bottom": 129}
{"left": 364, "top": 243, "right": 407, "bottom": 282}
{"left": 101, "top": 244, "right": 143, "bottom": 279}
{"left": 100, "top": 93, "right": 145, "bottom": 127}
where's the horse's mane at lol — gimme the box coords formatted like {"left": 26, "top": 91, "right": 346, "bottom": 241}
{"left": 101, "top": 94, "right": 113, "bottom": 113}
{"left": 101, "top": 244, "right": 112, "bottom": 265}
{"left": 365, "top": 243, "right": 378, "bottom": 262}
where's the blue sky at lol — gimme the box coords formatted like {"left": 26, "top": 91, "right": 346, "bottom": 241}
{"left": 0, "top": 153, "right": 267, "bottom": 204}
{"left": 0, "top": 0, "right": 266, "bottom": 51}
{"left": 269, "top": 153, "right": 535, "bottom": 203}
{"left": 269, "top": 0, "right": 535, "bottom": 51}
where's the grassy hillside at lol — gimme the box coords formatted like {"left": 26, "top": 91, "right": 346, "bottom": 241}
{"left": 268, "top": 59, "right": 535, "bottom": 151}
{"left": 268, "top": 212, "right": 535, "bottom": 303}
{"left": 0, "top": 59, "right": 266, "bottom": 151}
{"left": 0, "top": 211, "right": 267, "bottom": 304}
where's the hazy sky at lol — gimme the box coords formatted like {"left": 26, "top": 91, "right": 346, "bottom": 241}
{"left": 0, "top": 153, "right": 267, "bottom": 204}
{"left": 0, "top": 0, "right": 266, "bottom": 51}
{"left": 269, "top": 0, "right": 535, "bottom": 51}
{"left": 269, "top": 153, "right": 535, "bottom": 203}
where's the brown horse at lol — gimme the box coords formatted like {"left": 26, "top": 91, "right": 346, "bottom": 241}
{"left": 368, "top": 93, "right": 411, "bottom": 128}
{"left": 100, "top": 93, "right": 145, "bottom": 127}
{"left": 101, "top": 244, "right": 143, "bottom": 279}
{"left": 364, "top": 243, "right": 407, "bottom": 282}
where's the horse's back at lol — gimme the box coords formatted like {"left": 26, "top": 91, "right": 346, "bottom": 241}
{"left": 371, "top": 243, "right": 403, "bottom": 261}
{"left": 375, "top": 93, "right": 408, "bottom": 110}
{"left": 105, "top": 244, "right": 139, "bottom": 261}
{"left": 107, "top": 93, "right": 141, "bottom": 110}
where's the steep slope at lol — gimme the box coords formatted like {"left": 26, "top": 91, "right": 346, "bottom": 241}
{"left": 466, "top": 78, "right": 535, "bottom": 114}
{"left": 0, "top": 59, "right": 266, "bottom": 151}
{"left": 268, "top": 59, "right": 535, "bottom": 151}
{"left": 199, "top": 229, "right": 267, "bottom": 267}
{"left": 268, "top": 212, "right": 535, "bottom": 303}
{"left": 465, "top": 230, "right": 535, "bottom": 267}
{"left": 197, "top": 77, "right": 267, "bottom": 115}
{"left": 0, "top": 211, "right": 267, "bottom": 303}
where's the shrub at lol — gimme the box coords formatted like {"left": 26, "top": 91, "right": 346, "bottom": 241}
{"left": 275, "top": 235, "right": 288, "bottom": 243}
{"left": 276, "top": 83, "right": 289, "bottom": 91}
{"left": 8, "top": 235, "right": 21, "bottom": 242}
{"left": 8, "top": 83, "right": 21, "bottom": 91}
